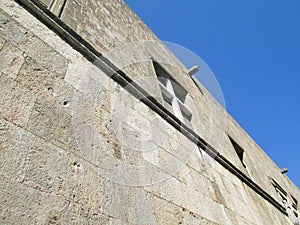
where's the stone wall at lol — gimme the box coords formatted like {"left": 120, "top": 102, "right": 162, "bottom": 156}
{"left": 0, "top": 0, "right": 299, "bottom": 224}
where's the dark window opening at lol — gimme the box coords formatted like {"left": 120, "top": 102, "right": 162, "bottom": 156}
{"left": 270, "top": 178, "right": 288, "bottom": 209}
{"left": 271, "top": 179, "right": 287, "bottom": 197}
{"left": 228, "top": 136, "right": 246, "bottom": 168}
{"left": 291, "top": 194, "right": 299, "bottom": 218}
{"left": 291, "top": 195, "right": 298, "bottom": 209}
{"left": 270, "top": 178, "right": 300, "bottom": 221}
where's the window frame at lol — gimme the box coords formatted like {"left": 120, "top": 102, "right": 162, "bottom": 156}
{"left": 154, "top": 62, "right": 193, "bottom": 128}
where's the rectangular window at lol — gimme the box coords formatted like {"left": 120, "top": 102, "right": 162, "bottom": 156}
{"left": 270, "top": 178, "right": 299, "bottom": 221}
{"left": 153, "top": 62, "right": 193, "bottom": 129}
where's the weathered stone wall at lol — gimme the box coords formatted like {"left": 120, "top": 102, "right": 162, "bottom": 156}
{"left": 0, "top": 0, "right": 299, "bottom": 224}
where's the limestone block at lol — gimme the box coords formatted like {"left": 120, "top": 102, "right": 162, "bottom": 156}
{"left": 157, "top": 127, "right": 190, "bottom": 162}
{"left": 38, "top": 152, "right": 115, "bottom": 225}
{"left": 178, "top": 167, "right": 227, "bottom": 206}
{"left": 129, "top": 188, "right": 156, "bottom": 225}
{"left": 0, "top": 177, "right": 68, "bottom": 225}
{"left": 182, "top": 210, "right": 219, "bottom": 225}
{"left": 0, "top": 119, "right": 34, "bottom": 182}
{"left": 0, "top": 42, "right": 24, "bottom": 79}
{"left": 60, "top": 0, "right": 80, "bottom": 31}
{"left": 185, "top": 147, "right": 209, "bottom": 175}
{"left": 72, "top": 101, "right": 121, "bottom": 166}
{"left": 0, "top": 0, "right": 17, "bottom": 17}
{"left": 144, "top": 176, "right": 184, "bottom": 207}
{"left": 27, "top": 97, "right": 73, "bottom": 150}
{"left": 99, "top": 180, "right": 131, "bottom": 223}
{"left": 224, "top": 207, "right": 257, "bottom": 225}
{"left": 52, "top": 79, "right": 75, "bottom": 116}
{"left": 61, "top": 153, "right": 103, "bottom": 205}
{"left": 156, "top": 148, "right": 187, "bottom": 180}
{"left": 271, "top": 206, "right": 295, "bottom": 225}
{"left": 17, "top": 57, "right": 64, "bottom": 100}
{"left": 212, "top": 172, "right": 242, "bottom": 201}
{"left": 108, "top": 217, "right": 131, "bottom": 225}
{"left": 151, "top": 195, "right": 183, "bottom": 225}
{"left": 0, "top": 0, "right": 81, "bottom": 63}
{"left": 62, "top": 202, "right": 111, "bottom": 225}
{"left": 0, "top": 36, "right": 5, "bottom": 49}
{"left": 181, "top": 181, "right": 206, "bottom": 217}
{"left": 23, "top": 138, "right": 69, "bottom": 194}
{"left": 243, "top": 185, "right": 274, "bottom": 219}
{"left": 0, "top": 10, "right": 26, "bottom": 45}
{"left": 18, "top": 32, "right": 68, "bottom": 75}
{"left": 223, "top": 193, "right": 258, "bottom": 224}
{"left": 0, "top": 74, "right": 35, "bottom": 127}
{"left": 181, "top": 182, "right": 231, "bottom": 225}
{"left": 65, "top": 55, "right": 108, "bottom": 91}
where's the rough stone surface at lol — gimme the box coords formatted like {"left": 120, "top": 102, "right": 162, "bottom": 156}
{"left": 17, "top": 56, "right": 65, "bottom": 99}
{"left": 0, "top": 36, "right": 5, "bottom": 49}
{"left": 0, "top": 42, "right": 24, "bottom": 78}
{"left": 18, "top": 32, "right": 68, "bottom": 75}
{"left": 0, "top": 10, "right": 26, "bottom": 45}
{"left": 0, "top": 0, "right": 299, "bottom": 225}
{"left": 0, "top": 74, "right": 35, "bottom": 127}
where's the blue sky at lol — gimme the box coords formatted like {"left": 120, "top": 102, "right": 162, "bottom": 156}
{"left": 125, "top": 1, "right": 300, "bottom": 189}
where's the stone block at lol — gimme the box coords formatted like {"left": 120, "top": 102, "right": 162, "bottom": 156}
{"left": 27, "top": 97, "right": 73, "bottom": 150}
{"left": 182, "top": 210, "right": 219, "bottom": 225}
{"left": 144, "top": 176, "right": 184, "bottom": 207}
{"left": 223, "top": 192, "right": 258, "bottom": 224}
{"left": 64, "top": 55, "right": 108, "bottom": 90}
{"left": 99, "top": 180, "right": 131, "bottom": 223}
{"left": 151, "top": 194, "right": 183, "bottom": 225}
{"left": 62, "top": 202, "right": 111, "bottom": 225}
{"left": 108, "top": 217, "right": 131, "bottom": 225}
{"left": 61, "top": 153, "right": 103, "bottom": 204}
{"left": 224, "top": 207, "right": 257, "bottom": 225}
{"left": 0, "top": 42, "right": 24, "bottom": 78}
{"left": 52, "top": 79, "right": 75, "bottom": 115}
{"left": 181, "top": 182, "right": 232, "bottom": 225}
{"left": 0, "top": 176, "right": 68, "bottom": 225}
{"left": 129, "top": 188, "right": 156, "bottom": 225}
{"left": 0, "top": 74, "right": 35, "bottom": 127}
{"left": 0, "top": 10, "right": 26, "bottom": 45}
{"left": 0, "top": 119, "right": 34, "bottom": 182}
{"left": 0, "top": 36, "right": 5, "bottom": 49}
{"left": 178, "top": 167, "right": 227, "bottom": 206}
{"left": 23, "top": 138, "right": 69, "bottom": 194}
{"left": 17, "top": 57, "right": 64, "bottom": 100}
{"left": 18, "top": 32, "right": 68, "bottom": 75}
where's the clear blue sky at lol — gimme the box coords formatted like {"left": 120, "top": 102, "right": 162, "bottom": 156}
{"left": 125, "top": 0, "right": 300, "bottom": 189}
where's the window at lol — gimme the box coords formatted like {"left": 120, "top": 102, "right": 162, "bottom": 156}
{"left": 228, "top": 135, "right": 246, "bottom": 168}
{"left": 153, "top": 62, "right": 193, "bottom": 129}
{"left": 291, "top": 195, "right": 299, "bottom": 218}
{"left": 271, "top": 178, "right": 288, "bottom": 204}
{"left": 270, "top": 178, "right": 300, "bottom": 224}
